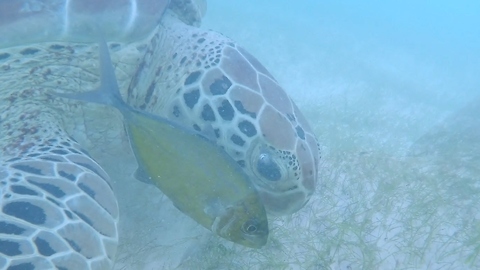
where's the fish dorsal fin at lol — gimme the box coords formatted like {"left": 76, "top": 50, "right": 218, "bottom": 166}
{"left": 133, "top": 167, "right": 154, "bottom": 185}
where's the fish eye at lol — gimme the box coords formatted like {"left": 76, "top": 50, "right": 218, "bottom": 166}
{"left": 257, "top": 152, "right": 281, "bottom": 181}
{"left": 242, "top": 219, "right": 259, "bottom": 234}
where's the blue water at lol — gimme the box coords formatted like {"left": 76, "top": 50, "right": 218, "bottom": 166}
{"left": 207, "top": 0, "right": 479, "bottom": 97}
{"left": 205, "top": 0, "right": 479, "bottom": 145}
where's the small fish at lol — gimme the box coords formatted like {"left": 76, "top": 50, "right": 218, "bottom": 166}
{"left": 54, "top": 40, "right": 268, "bottom": 248}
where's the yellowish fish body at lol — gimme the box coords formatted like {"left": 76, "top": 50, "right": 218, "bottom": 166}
{"left": 55, "top": 40, "right": 268, "bottom": 248}
{"left": 127, "top": 112, "right": 268, "bottom": 247}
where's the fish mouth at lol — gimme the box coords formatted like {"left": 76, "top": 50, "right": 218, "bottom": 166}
{"left": 211, "top": 208, "right": 268, "bottom": 249}
{"left": 241, "top": 233, "right": 268, "bottom": 249}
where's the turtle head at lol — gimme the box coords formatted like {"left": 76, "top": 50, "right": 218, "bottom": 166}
{"left": 205, "top": 44, "right": 321, "bottom": 216}
{"left": 246, "top": 117, "right": 320, "bottom": 216}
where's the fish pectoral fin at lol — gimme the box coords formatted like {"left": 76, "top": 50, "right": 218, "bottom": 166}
{"left": 133, "top": 167, "right": 153, "bottom": 185}
{"left": 203, "top": 205, "right": 219, "bottom": 218}
{"left": 210, "top": 216, "right": 221, "bottom": 233}
{"left": 204, "top": 199, "right": 223, "bottom": 218}
{"left": 210, "top": 209, "right": 237, "bottom": 236}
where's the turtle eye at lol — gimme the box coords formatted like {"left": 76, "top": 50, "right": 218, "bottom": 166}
{"left": 257, "top": 152, "right": 281, "bottom": 181}
{"left": 242, "top": 219, "right": 259, "bottom": 234}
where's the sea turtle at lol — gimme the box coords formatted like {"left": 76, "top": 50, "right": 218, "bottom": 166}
{"left": 0, "top": 0, "right": 320, "bottom": 269}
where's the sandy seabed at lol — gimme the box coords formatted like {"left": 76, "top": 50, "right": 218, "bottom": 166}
{"left": 107, "top": 1, "right": 480, "bottom": 269}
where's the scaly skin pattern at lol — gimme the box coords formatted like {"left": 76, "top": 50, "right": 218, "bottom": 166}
{"left": 127, "top": 12, "right": 321, "bottom": 215}
{"left": 1, "top": 97, "right": 119, "bottom": 269}
{"left": 0, "top": 32, "right": 143, "bottom": 270}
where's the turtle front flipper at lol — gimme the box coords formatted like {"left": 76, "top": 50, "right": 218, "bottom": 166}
{"left": 0, "top": 102, "right": 119, "bottom": 269}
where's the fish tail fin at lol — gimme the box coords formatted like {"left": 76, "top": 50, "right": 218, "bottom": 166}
{"left": 52, "top": 38, "right": 126, "bottom": 110}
